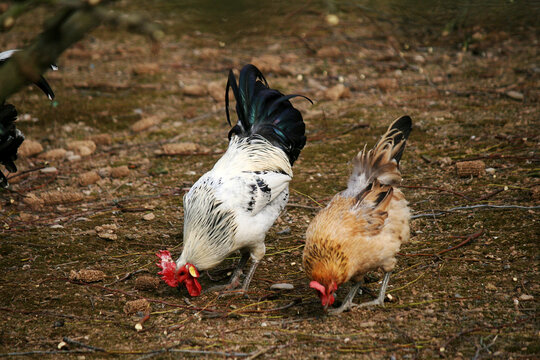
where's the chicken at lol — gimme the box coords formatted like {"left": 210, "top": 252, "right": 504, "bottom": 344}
{"left": 303, "top": 116, "right": 412, "bottom": 314}
{"left": 0, "top": 49, "right": 57, "bottom": 188}
{"left": 156, "top": 64, "right": 310, "bottom": 297}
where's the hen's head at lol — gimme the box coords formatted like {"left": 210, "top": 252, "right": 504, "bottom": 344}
{"left": 156, "top": 250, "right": 202, "bottom": 296}
{"left": 310, "top": 280, "right": 337, "bottom": 310}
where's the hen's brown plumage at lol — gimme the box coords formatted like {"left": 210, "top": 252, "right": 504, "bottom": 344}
{"left": 303, "top": 116, "right": 412, "bottom": 314}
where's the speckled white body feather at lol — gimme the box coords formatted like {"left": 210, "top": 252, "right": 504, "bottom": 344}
{"left": 177, "top": 135, "right": 292, "bottom": 270}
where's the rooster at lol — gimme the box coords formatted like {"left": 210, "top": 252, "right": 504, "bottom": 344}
{"left": 157, "top": 64, "right": 310, "bottom": 296}
{"left": 0, "top": 49, "right": 57, "bottom": 188}
{"left": 303, "top": 116, "right": 412, "bottom": 314}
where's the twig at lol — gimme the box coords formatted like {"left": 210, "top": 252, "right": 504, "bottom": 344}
{"left": 401, "top": 185, "right": 473, "bottom": 201}
{"left": 441, "top": 316, "right": 533, "bottom": 352}
{"left": 411, "top": 204, "right": 540, "bottom": 219}
{"left": 104, "top": 269, "right": 149, "bottom": 286}
{"left": 0, "top": 350, "right": 94, "bottom": 356}
{"left": 63, "top": 337, "right": 105, "bottom": 352}
{"left": 437, "top": 230, "right": 483, "bottom": 256}
{"left": 399, "top": 230, "right": 483, "bottom": 258}
{"left": 6, "top": 165, "right": 46, "bottom": 180}
{"left": 64, "top": 278, "right": 219, "bottom": 312}
{"left": 286, "top": 203, "right": 320, "bottom": 210}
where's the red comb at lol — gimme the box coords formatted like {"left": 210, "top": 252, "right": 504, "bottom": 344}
{"left": 156, "top": 250, "right": 179, "bottom": 287}
{"left": 309, "top": 281, "right": 325, "bottom": 294}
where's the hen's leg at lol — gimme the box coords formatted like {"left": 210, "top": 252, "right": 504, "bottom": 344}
{"left": 328, "top": 282, "right": 362, "bottom": 315}
{"left": 357, "top": 271, "right": 391, "bottom": 308}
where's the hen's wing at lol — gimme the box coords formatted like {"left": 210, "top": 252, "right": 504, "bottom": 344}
{"left": 349, "top": 180, "right": 393, "bottom": 236}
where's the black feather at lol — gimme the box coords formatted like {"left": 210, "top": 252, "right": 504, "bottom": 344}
{"left": 0, "top": 103, "right": 24, "bottom": 188}
{"left": 388, "top": 115, "right": 412, "bottom": 164}
{"left": 225, "top": 64, "right": 312, "bottom": 165}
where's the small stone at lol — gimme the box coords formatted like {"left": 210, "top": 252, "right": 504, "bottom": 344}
{"left": 95, "top": 224, "right": 118, "bottom": 232}
{"left": 69, "top": 269, "right": 105, "bottom": 282}
{"left": 66, "top": 140, "right": 96, "bottom": 156}
{"left": 97, "top": 232, "right": 117, "bottom": 241}
{"left": 518, "top": 294, "right": 533, "bottom": 301}
{"left": 485, "top": 283, "right": 497, "bottom": 291}
{"left": 207, "top": 80, "right": 225, "bottom": 102}
{"left": 67, "top": 155, "right": 81, "bottom": 162}
{"left": 98, "top": 166, "right": 112, "bottom": 177}
{"left": 39, "top": 148, "right": 67, "bottom": 160}
{"left": 57, "top": 341, "right": 68, "bottom": 350}
{"left": 110, "top": 165, "right": 130, "bottom": 178}
{"left": 325, "top": 14, "right": 339, "bottom": 26}
{"left": 413, "top": 54, "right": 426, "bottom": 64}
{"left": 376, "top": 78, "right": 399, "bottom": 92}
{"left": 124, "top": 299, "right": 150, "bottom": 315}
{"left": 50, "top": 224, "right": 64, "bottom": 229}
{"left": 162, "top": 142, "right": 210, "bottom": 155}
{"left": 90, "top": 133, "right": 112, "bottom": 146}
{"left": 360, "top": 321, "right": 376, "bottom": 327}
{"left": 250, "top": 55, "right": 282, "bottom": 73}
{"left": 270, "top": 283, "right": 294, "bottom": 290}
{"left": 485, "top": 167, "right": 496, "bottom": 175}
{"left": 18, "top": 139, "right": 43, "bottom": 157}
{"left": 194, "top": 47, "right": 220, "bottom": 59}
{"left": 132, "top": 63, "right": 160, "bottom": 75}
{"left": 135, "top": 323, "right": 143, "bottom": 332}
{"left": 40, "top": 167, "right": 58, "bottom": 174}
{"left": 506, "top": 90, "right": 524, "bottom": 101}
{"left": 79, "top": 171, "right": 100, "bottom": 186}
{"left": 183, "top": 84, "right": 207, "bottom": 97}
{"left": 324, "top": 84, "right": 350, "bottom": 100}
{"left": 143, "top": 213, "right": 155, "bottom": 221}
{"left": 277, "top": 227, "right": 291, "bottom": 235}
{"left": 131, "top": 116, "right": 161, "bottom": 132}
{"left": 316, "top": 46, "right": 341, "bottom": 58}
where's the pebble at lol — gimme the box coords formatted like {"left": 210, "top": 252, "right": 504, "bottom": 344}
{"left": 40, "top": 167, "right": 58, "bottom": 174}
{"left": 111, "top": 165, "right": 130, "bottom": 178}
{"left": 68, "top": 154, "right": 81, "bottom": 162}
{"left": 277, "top": 227, "right": 291, "bottom": 235}
{"left": 270, "top": 283, "right": 294, "bottom": 290}
{"left": 39, "top": 148, "right": 66, "bottom": 160}
{"left": 506, "top": 90, "right": 524, "bottom": 101}
{"left": 518, "top": 294, "right": 534, "bottom": 301}
{"left": 50, "top": 224, "right": 64, "bottom": 229}
{"left": 324, "top": 84, "right": 350, "bottom": 101}
{"left": 143, "top": 213, "right": 155, "bottom": 221}
{"left": 18, "top": 139, "right": 43, "bottom": 157}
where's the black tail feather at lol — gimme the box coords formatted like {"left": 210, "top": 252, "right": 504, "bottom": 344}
{"left": 225, "top": 64, "right": 311, "bottom": 165}
{"left": 0, "top": 103, "right": 24, "bottom": 188}
{"left": 35, "top": 76, "right": 55, "bottom": 100}
{"left": 385, "top": 115, "right": 412, "bottom": 164}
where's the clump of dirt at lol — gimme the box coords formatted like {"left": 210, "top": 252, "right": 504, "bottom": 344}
{"left": 69, "top": 269, "right": 106, "bottom": 283}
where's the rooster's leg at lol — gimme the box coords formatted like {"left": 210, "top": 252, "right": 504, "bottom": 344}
{"left": 357, "top": 271, "right": 391, "bottom": 308}
{"left": 207, "top": 252, "right": 250, "bottom": 294}
{"left": 328, "top": 282, "right": 362, "bottom": 315}
{"left": 238, "top": 259, "right": 260, "bottom": 297}
{"left": 229, "top": 251, "right": 250, "bottom": 287}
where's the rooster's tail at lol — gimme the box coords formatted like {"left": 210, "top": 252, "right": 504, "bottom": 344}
{"left": 0, "top": 103, "right": 24, "bottom": 187}
{"left": 225, "top": 64, "right": 311, "bottom": 165}
{"left": 343, "top": 116, "right": 412, "bottom": 197}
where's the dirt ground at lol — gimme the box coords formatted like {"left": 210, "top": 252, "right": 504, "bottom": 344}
{"left": 0, "top": 2, "right": 538, "bottom": 359}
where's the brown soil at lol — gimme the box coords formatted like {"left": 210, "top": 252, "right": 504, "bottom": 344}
{"left": 0, "top": 2, "right": 538, "bottom": 359}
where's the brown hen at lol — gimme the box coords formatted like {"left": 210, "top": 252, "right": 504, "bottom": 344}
{"left": 303, "top": 116, "right": 412, "bottom": 314}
